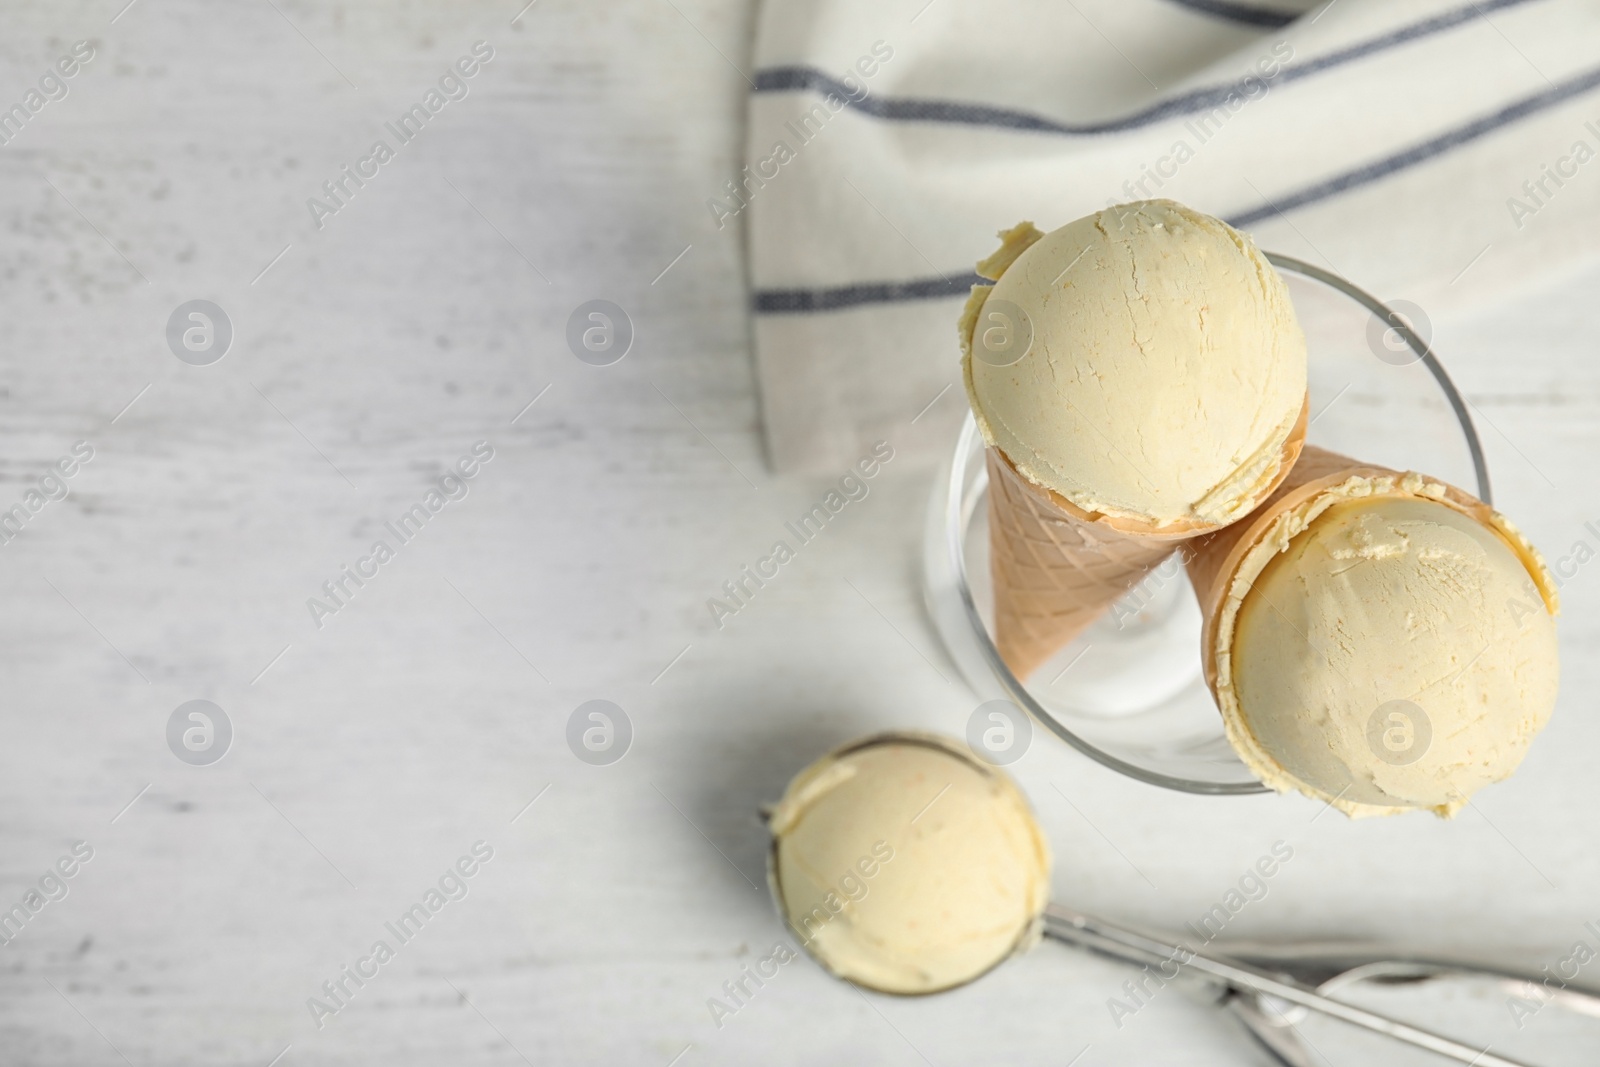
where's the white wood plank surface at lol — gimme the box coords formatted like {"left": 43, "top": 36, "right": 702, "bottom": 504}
{"left": 0, "top": 2, "right": 1597, "bottom": 1064}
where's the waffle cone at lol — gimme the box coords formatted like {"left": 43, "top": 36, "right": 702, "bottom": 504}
{"left": 987, "top": 397, "right": 1310, "bottom": 680}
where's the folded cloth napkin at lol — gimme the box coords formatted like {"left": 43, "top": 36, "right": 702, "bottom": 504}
{"left": 743, "top": 0, "right": 1600, "bottom": 473}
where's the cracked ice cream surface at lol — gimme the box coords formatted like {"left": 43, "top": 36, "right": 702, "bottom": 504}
{"left": 961, "top": 200, "right": 1306, "bottom": 528}
{"left": 1221, "top": 485, "right": 1560, "bottom": 817}
{"left": 768, "top": 734, "right": 1050, "bottom": 994}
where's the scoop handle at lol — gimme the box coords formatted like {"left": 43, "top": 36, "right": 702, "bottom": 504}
{"left": 1041, "top": 904, "right": 1534, "bottom": 1067}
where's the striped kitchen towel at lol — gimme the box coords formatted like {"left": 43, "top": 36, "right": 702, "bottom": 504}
{"left": 741, "top": 0, "right": 1600, "bottom": 473}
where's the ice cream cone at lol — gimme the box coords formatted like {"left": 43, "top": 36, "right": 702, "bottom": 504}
{"left": 1184, "top": 444, "right": 1559, "bottom": 815}
{"left": 961, "top": 202, "right": 1312, "bottom": 682}
{"left": 986, "top": 397, "right": 1308, "bottom": 680}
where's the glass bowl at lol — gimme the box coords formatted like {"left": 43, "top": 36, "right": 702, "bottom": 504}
{"left": 922, "top": 253, "right": 1489, "bottom": 794}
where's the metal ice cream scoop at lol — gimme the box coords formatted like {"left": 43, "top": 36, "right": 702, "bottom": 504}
{"left": 766, "top": 731, "right": 1600, "bottom": 1067}
{"left": 1040, "top": 904, "right": 1600, "bottom": 1067}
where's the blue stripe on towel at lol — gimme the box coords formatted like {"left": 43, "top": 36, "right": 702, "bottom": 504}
{"left": 754, "top": 272, "right": 984, "bottom": 313}
{"left": 1227, "top": 60, "right": 1600, "bottom": 226}
{"left": 753, "top": 59, "right": 1600, "bottom": 314}
{"left": 751, "top": 0, "right": 1543, "bottom": 137}
{"left": 1161, "top": 0, "right": 1299, "bottom": 28}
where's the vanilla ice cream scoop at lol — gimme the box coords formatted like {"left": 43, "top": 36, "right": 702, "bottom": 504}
{"left": 766, "top": 732, "right": 1050, "bottom": 994}
{"left": 1223, "top": 488, "right": 1560, "bottom": 817}
{"left": 761, "top": 732, "right": 1561, "bottom": 1064}
{"left": 962, "top": 199, "right": 1307, "bottom": 528}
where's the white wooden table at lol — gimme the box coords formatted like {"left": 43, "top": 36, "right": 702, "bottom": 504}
{"left": 1, "top": 2, "right": 1597, "bottom": 1064}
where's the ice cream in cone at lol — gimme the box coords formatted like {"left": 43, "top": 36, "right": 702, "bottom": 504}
{"left": 1185, "top": 444, "right": 1560, "bottom": 817}
{"left": 961, "top": 200, "right": 1310, "bottom": 679}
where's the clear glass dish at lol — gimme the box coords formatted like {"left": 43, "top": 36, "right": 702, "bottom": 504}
{"left": 922, "top": 253, "right": 1489, "bottom": 794}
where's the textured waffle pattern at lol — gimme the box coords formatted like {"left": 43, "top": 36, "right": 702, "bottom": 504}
{"left": 986, "top": 448, "right": 1180, "bottom": 680}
